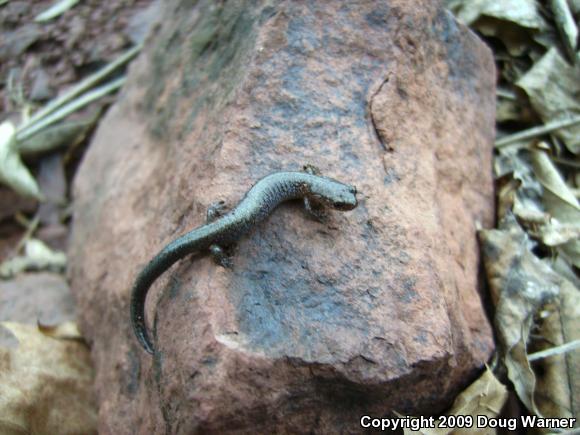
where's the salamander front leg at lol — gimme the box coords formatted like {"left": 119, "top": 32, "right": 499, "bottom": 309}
{"left": 206, "top": 200, "right": 228, "bottom": 223}
{"left": 303, "top": 197, "right": 328, "bottom": 222}
{"left": 301, "top": 165, "right": 328, "bottom": 222}
{"left": 206, "top": 200, "right": 233, "bottom": 268}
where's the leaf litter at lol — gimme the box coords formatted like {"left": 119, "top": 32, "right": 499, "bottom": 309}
{"left": 0, "top": 2, "right": 157, "bottom": 432}
{"left": 0, "top": 23, "right": 142, "bottom": 435}
{"left": 0, "top": 322, "right": 97, "bottom": 435}
{"left": 446, "top": 0, "right": 580, "bottom": 431}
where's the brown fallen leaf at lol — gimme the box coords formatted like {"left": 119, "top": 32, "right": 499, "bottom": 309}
{"left": 517, "top": 49, "right": 580, "bottom": 154}
{"left": 401, "top": 368, "right": 508, "bottom": 435}
{"left": 446, "top": 0, "right": 548, "bottom": 30}
{"left": 549, "top": 0, "right": 578, "bottom": 63}
{"left": 531, "top": 271, "right": 580, "bottom": 421}
{"left": 0, "top": 322, "right": 96, "bottom": 435}
{"left": 479, "top": 216, "right": 560, "bottom": 416}
{"left": 528, "top": 219, "right": 580, "bottom": 247}
{"left": 530, "top": 148, "right": 580, "bottom": 268}
{"left": 494, "top": 147, "right": 545, "bottom": 222}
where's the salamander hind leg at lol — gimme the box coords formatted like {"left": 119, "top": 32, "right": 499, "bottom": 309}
{"left": 209, "top": 244, "right": 233, "bottom": 268}
{"left": 206, "top": 200, "right": 229, "bottom": 223}
{"left": 206, "top": 202, "right": 233, "bottom": 267}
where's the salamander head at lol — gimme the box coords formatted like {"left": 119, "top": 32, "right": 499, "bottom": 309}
{"left": 307, "top": 176, "right": 358, "bottom": 211}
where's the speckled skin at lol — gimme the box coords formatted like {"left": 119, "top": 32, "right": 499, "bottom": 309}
{"left": 130, "top": 171, "right": 358, "bottom": 354}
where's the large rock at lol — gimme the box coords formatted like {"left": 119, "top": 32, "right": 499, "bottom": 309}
{"left": 69, "top": 0, "right": 496, "bottom": 433}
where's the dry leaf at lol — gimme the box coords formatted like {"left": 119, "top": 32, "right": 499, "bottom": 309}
{"left": 400, "top": 368, "right": 508, "bottom": 435}
{"left": 476, "top": 18, "right": 535, "bottom": 57}
{"left": 0, "top": 239, "right": 66, "bottom": 279}
{"left": 530, "top": 149, "right": 579, "bottom": 212}
{"left": 496, "top": 96, "right": 529, "bottom": 123}
{"left": 479, "top": 216, "right": 560, "bottom": 416}
{"left": 512, "top": 196, "right": 549, "bottom": 226}
{"left": 549, "top": 0, "right": 578, "bottom": 62}
{"left": 446, "top": 0, "right": 548, "bottom": 29}
{"left": 550, "top": 256, "right": 580, "bottom": 289}
{"left": 570, "top": 0, "right": 580, "bottom": 14}
{"left": 531, "top": 149, "right": 580, "bottom": 267}
{"left": 0, "top": 322, "right": 96, "bottom": 435}
{"left": 17, "top": 115, "right": 99, "bottom": 158}
{"left": 0, "top": 121, "right": 42, "bottom": 199}
{"left": 494, "top": 147, "right": 544, "bottom": 221}
{"left": 531, "top": 272, "right": 580, "bottom": 421}
{"left": 517, "top": 49, "right": 580, "bottom": 154}
{"left": 528, "top": 220, "right": 580, "bottom": 246}
{"left": 38, "top": 321, "right": 82, "bottom": 339}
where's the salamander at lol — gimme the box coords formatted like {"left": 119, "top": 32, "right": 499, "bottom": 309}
{"left": 130, "top": 167, "right": 358, "bottom": 354}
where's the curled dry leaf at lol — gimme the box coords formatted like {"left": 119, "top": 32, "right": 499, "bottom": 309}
{"left": 0, "top": 239, "right": 66, "bottom": 279}
{"left": 0, "top": 121, "right": 42, "bottom": 200}
{"left": 479, "top": 216, "right": 560, "bottom": 416}
{"left": 0, "top": 322, "right": 96, "bottom": 435}
{"left": 517, "top": 49, "right": 580, "bottom": 154}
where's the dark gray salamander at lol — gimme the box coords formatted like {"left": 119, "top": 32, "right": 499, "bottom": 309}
{"left": 130, "top": 170, "right": 358, "bottom": 354}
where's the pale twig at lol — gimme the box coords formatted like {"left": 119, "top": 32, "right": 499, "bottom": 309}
{"left": 496, "top": 88, "right": 517, "bottom": 100}
{"left": 528, "top": 339, "right": 580, "bottom": 362}
{"left": 495, "top": 115, "right": 580, "bottom": 148}
{"left": 16, "top": 44, "right": 140, "bottom": 137}
{"left": 13, "top": 214, "right": 39, "bottom": 254}
{"left": 16, "top": 77, "right": 125, "bottom": 142}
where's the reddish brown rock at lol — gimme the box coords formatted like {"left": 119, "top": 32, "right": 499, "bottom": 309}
{"left": 69, "top": 0, "right": 496, "bottom": 433}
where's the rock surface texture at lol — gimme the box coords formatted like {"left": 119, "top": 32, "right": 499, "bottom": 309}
{"left": 69, "top": 1, "right": 496, "bottom": 433}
